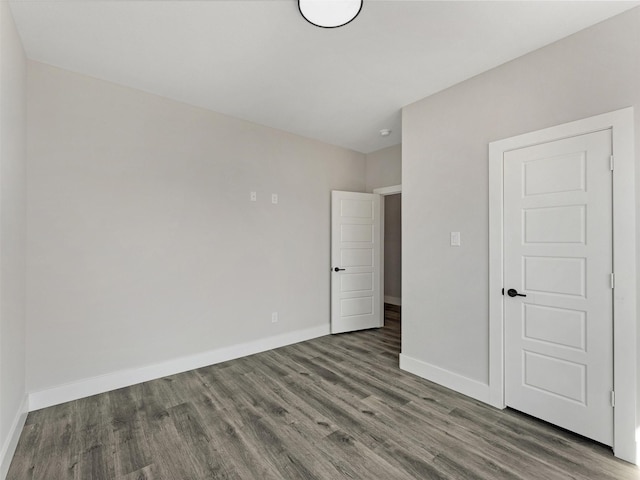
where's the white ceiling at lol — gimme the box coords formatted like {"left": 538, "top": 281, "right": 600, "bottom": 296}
{"left": 9, "top": 0, "right": 640, "bottom": 153}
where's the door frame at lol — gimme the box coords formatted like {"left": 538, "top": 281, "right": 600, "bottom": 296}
{"left": 373, "top": 185, "right": 402, "bottom": 312}
{"left": 488, "top": 108, "right": 636, "bottom": 463}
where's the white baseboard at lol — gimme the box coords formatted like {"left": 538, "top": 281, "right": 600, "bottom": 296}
{"left": 0, "top": 394, "right": 28, "bottom": 480}
{"left": 399, "top": 353, "right": 490, "bottom": 404}
{"left": 29, "top": 324, "right": 329, "bottom": 411}
{"left": 384, "top": 295, "right": 401, "bottom": 306}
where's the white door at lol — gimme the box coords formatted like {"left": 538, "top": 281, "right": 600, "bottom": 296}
{"left": 503, "top": 129, "right": 613, "bottom": 446}
{"left": 331, "top": 191, "right": 382, "bottom": 334}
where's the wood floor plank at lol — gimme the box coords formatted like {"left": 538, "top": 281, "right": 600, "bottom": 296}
{"left": 167, "top": 401, "right": 241, "bottom": 479}
{"left": 448, "top": 405, "right": 625, "bottom": 480}
{"left": 108, "top": 387, "right": 153, "bottom": 478}
{"left": 187, "top": 393, "right": 274, "bottom": 480}
{"left": 361, "top": 395, "right": 532, "bottom": 480}
{"left": 199, "top": 364, "right": 305, "bottom": 478}
{"left": 72, "top": 394, "right": 116, "bottom": 480}
{"left": 34, "top": 419, "right": 75, "bottom": 480}
{"left": 115, "top": 463, "right": 159, "bottom": 480}
{"left": 7, "top": 305, "right": 640, "bottom": 480}
{"left": 4, "top": 422, "right": 41, "bottom": 479}
{"left": 232, "top": 367, "right": 415, "bottom": 479}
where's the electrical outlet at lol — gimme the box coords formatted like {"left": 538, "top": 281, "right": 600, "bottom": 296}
{"left": 271, "top": 312, "right": 278, "bottom": 323}
{"left": 250, "top": 191, "right": 257, "bottom": 202}
{"left": 271, "top": 193, "right": 278, "bottom": 204}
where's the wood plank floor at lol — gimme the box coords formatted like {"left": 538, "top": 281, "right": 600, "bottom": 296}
{"left": 8, "top": 304, "right": 640, "bottom": 479}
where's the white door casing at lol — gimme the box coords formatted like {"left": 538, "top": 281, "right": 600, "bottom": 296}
{"left": 503, "top": 130, "right": 613, "bottom": 445}
{"left": 489, "top": 107, "right": 636, "bottom": 463}
{"left": 331, "top": 191, "right": 382, "bottom": 334}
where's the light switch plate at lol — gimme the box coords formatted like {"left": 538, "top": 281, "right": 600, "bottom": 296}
{"left": 450, "top": 231, "right": 461, "bottom": 246}
{"left": 250, "top": 191, "right": 257, "bottom": 202}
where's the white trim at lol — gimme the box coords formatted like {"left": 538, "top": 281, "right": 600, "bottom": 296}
{"left": 384, "top": 295, "right": 401, "bottom": 306}
{"left": 29, "top": 325, "right": 329, "bottom": 411}
{"left": 489, "top": 107, "right": 636, "bottom": 464}
{"left": 400, "top": 353, "right": 490, "bottom": 404}
{"left": 373, "top": 184, "right": 402, "bottom": 196}
{"left": 0, "top": 395, "right": 28, "bottom": 480}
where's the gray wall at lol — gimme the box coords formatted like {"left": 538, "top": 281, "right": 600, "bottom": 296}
{"left": 365, "top": 144, "right": 401, "bottom": 192}
{"left": 402, "top": 7, "right": 640, "bottom": 386}
{"left": 26, "top": 62, "right": 366, "bottom": 393}
{"left": 0, "top": 2, "right": 28, "bottom": 475}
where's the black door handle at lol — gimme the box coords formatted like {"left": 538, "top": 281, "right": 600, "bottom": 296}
{"left": 507, "top": 288, "right": 526, "bottom": 297}
{"left": 334, "top": 267, "right": 346, "bottom": 272}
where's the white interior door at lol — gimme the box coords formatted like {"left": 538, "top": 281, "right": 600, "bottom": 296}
{"left": 331, "top": 191, "right": 382, "bottom": 334}
{"left": 503, "top": 129, "right": 613, "bottom": 445}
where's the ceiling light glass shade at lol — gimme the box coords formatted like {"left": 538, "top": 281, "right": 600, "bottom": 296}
{"left": 299, "top": 0, "right": 363, "bottom": 28}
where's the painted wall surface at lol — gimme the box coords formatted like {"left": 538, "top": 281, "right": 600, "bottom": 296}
{"left": 402, "top": 7, "right": 640, "bottom": 385}
{"left": 384, "top": 194, "right": 401, "bottom": 301}
{"left": 365, "top": 144, "right": 401, "bottom": 192}
{"left": 0, "top": 1, "right": 28, "bottom": 475}
{"left": 26, "top": 62, "right": 365, "bottom": 393}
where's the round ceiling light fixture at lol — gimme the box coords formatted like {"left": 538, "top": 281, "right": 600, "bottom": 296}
{"left": 379, "top": 129, "right": 391, "bottom": 137}
{"left": 299, "top": 0, "right": 363, "bottom": 28}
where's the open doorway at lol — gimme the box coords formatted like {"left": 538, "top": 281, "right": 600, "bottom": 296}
{"left": 383, "top": 193, "right": 401, "bottom": 330}
{"left": 383, "top": 193, "right": 401, "bottom": 306}
{"left": 372, "top": 184, "right": 402, "bottom": 335}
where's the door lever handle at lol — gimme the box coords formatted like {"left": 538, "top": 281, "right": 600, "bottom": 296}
{"left": 334, "top": 267, "right": 346, "bottom": 272}
{"left": 507, "top": 288, "right": 526, "bottom": 297}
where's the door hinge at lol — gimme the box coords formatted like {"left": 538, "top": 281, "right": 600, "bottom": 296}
{"left": 610, "top": 155, "right": 614, "bottom": 171}
{"left": 610, "top": 273, "right": 615, "bottom": 289}
{"left": 611, "top": 391, "right": 616, "bottom": 407}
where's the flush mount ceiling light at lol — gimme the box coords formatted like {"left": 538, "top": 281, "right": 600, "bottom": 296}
{"left": 299, "top": 0, "right": 363, "bottom": 28}
{"left": 379, "top": 129, "right": 391, "bottom": 136}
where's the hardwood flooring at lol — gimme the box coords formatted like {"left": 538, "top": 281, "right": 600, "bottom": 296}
{"left": 7, "top": 304, "right": 640, "bottom": 479}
